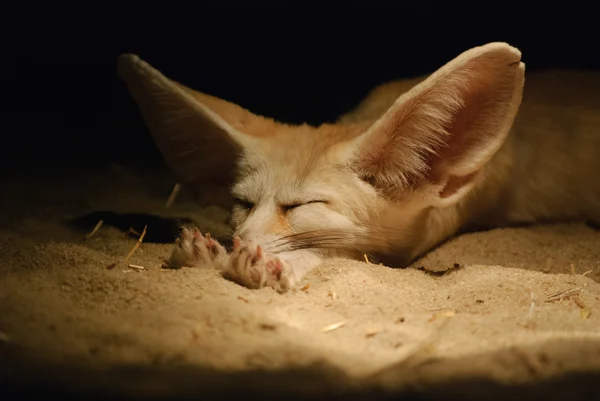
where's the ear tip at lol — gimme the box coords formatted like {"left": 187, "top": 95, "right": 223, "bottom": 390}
{"left": 117, "top": 53, "right": 144, "bottom": 78}
{"left": 480, "top": 41, "right": 521, "bottom": 53}
{"left": 117, "top": 53, "right": 140, "bottom": 65}
{"left": 118, "top": 52, "right": 139, "bottom": 59}
{"left": 477, "top": 42, "right": 522, "bottom": 62}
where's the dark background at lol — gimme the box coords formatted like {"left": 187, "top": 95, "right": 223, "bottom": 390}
{"left": 1, "top": 4, "right": 599, "bottom": 168}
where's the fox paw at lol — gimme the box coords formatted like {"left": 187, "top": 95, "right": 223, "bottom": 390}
{"left": 164, "top": 227, "right": 227, "bottom": 269}
{"left": 222, "top": 237, "right": 291, "bottom": 293}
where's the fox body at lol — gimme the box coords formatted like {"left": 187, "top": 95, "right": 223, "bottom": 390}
{"left": 118, "top": 43, "right": 600, "bottom": 292}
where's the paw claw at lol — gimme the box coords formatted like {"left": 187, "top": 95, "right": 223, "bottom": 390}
{"left": 266, "top": 259, "right": 283, "bottom": 280}
{"left": 223, "top": 243, "right": 290, "bottom": 292}
{"left": 233, "top": 236, "right": 243, "bottom": 251}
{"left": 169, "top": 229, "right": 293, "bottom": 292}
{"left": 252, "top": 245, "right": 263, "bottom": 263}
{"left": 165, "top": 227, "right": 226, "bottom": 269}
{"left": 180, "top": 227, "right": 192, "bottom": 242}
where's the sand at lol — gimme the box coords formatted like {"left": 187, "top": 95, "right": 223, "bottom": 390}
{"left": 1, "top": 161, "right": 599, "bottom": 400}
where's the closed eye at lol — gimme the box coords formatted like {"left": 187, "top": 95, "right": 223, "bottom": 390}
{"left": 234, "top": 198, "right": 255, "bottom": 211}
{"left": 281, "top": 200, "right": 328, "bottom": 213}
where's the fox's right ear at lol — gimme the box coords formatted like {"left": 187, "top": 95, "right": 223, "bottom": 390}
{"left": 117, "top": 54, "right": 265, "bottom": 198}
{"left": 346, "top": 42, "right": 525, "bottom": 208}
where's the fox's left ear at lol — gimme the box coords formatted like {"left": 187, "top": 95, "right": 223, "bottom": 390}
{"left": 349, "top": 42, "right": 525, "bottom": 207}
{"left": 117, "top": 54, "right": 268, "bottom": 207}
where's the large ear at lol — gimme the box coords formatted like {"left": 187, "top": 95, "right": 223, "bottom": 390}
{"left": 349, "top": 42, "right": 525, "bottom": 207}
{"left": 117, "top": 54, "right": 264, "bottom": 204}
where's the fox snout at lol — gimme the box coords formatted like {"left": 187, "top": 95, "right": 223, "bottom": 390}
{"left": 233, "top": 208, "right": 293, "bottom": 251}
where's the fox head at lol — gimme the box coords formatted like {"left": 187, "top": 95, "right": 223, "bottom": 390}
{"left": 118, "top": 43, "right": 525, "bottom": 265}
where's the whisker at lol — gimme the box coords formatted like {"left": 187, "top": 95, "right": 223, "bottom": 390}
{"left": 265, "top": 227, "right": 407, "bottom": 250}
{"left": 268, "top": 239, "right": 396, "bottom": 252}
{"left": 265, "top": 228, "right": 403, "bottom": 254}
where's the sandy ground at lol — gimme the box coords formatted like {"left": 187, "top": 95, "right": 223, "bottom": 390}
{"left": 1, "top": 161, "right": 600, "bottom": 400}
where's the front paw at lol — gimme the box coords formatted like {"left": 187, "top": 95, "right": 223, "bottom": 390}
{"left": 222, "top": 237, "right": 292, "bottom": 293}
{"left": 164, "top": 227, "right": 227, "bottom": 269}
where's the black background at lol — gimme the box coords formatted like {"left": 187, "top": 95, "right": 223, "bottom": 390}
{"left": 2, "top": 3, "right": 599, "bottom": 167}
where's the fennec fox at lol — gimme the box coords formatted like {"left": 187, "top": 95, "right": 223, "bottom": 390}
{"left": 118, "top": 42, "right": 600, "bottom": 293}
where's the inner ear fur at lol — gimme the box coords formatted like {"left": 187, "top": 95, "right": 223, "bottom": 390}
{"left": 351, "top": 42, "right": 525, "bottom": 202}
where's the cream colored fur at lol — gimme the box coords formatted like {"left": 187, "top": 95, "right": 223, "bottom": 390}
{"left": 117, "top": 43, "right": 600, "bottom": 292}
